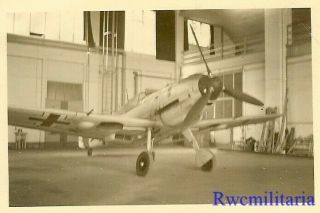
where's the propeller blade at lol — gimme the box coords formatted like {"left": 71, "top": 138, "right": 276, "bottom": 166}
{"left": 223, "top": 87, "right": 264, "bottom": 106}
{"left": 190, "top": 25, "right": 213, "bottom": 77}
{"left": 184, "top": 88, "right": 213, "bottom": 127}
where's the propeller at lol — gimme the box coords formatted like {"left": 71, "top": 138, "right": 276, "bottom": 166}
{"left": 190, "top": 24, "right": 213, "bottom": 77}
{"left": 189, "top": 24, "right": 264, "bottom": 107}
{"left": 223, "top": 87, "right": 264, "bottom": 106}
{"left": 183, "top": 86, "right": 213, "bottom": 127}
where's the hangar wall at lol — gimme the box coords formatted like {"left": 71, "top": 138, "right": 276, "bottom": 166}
{"left": 7, "top": 34, "right": 175, "bottom": 144}
{"left": 124, "top": 52, "right": 174, "bottom": 98}
{"left": 7, "top": 37, "right": 92, "bottom": 144}
{"left": 286, "top": 55, "right": 313, "bottom": 136}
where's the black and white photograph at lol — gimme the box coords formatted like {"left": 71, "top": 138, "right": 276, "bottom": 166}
{"left": 2, "top": 1, "right": 318, "bottom": 210}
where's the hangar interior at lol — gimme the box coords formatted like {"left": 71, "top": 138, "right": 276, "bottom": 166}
{"left": 7, "top": 9, "right": 313, "bottom": 156}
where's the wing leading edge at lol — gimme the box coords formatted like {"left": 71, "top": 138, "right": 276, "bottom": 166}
{"left": 192, "top": 114, "right": 281, "bottom": 132}
{"left": 8, "top": 106, "right": 162, "bottom": 139}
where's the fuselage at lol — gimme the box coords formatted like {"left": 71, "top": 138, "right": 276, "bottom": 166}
{"left": 120, "top": 74, "right": 205, "bottom": 127}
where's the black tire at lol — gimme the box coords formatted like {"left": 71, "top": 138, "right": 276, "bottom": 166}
{"left": 87, "top": 148, "right": 93, "bottom": 157}
{"left": 136, "top": 151, "right": 150, "bottom": 176}
{"left": 201, "top": 153, "right": 216, "bottom": 172}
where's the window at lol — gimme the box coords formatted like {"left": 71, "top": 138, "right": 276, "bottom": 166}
{"left": 6, "top": 12, "right": 85, "bottom": 44}
{"left": 47, "top": 81, "right": 83, "bottom": 101}
{"left": 156, "top": 10, "right": 176, "bottom": 61}
{"left": 99, "top": 11, "right": 125, "bottom": 49}
{"left": 187, "top": 20, "right": 211, "bottom": 48}
{"left": 125, "top": 10, "right": 156, "bottom": 55}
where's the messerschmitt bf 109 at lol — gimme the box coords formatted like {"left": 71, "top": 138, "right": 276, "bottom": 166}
{"left": 8, "top": 26, "right": 280, "bottom": 176}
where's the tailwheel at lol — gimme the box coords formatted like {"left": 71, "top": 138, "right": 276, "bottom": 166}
{"left": 136, "top": 151, "right": 150, "bottom": 176}
{"left": 87, "top": 148, "right": 93, "bottom": 157}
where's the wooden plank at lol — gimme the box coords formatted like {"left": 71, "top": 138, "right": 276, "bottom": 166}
{"left": 286, "top": 127, "right": 295, "bottom": 153}
{"left": 275, "top": 88, "right": 288, "bottom": 152}
{"left": 258, "top": 122, "right": 266, "bottom": 152}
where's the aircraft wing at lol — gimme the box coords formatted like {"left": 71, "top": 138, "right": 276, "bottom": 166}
{"left": 192, "top": 114, "right": 281, "bottom": 132}
{"left": 8, "top": 106, "right": 162, "bottom": 139}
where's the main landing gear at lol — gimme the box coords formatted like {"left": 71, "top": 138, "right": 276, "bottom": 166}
{"left": 87, "top": 148, "right": 93, "bottom": 156}
{"left": 80, "top": 137, "right": 93, "bottom": 157}
{"left": 136, "top": 128, "right": 155, "bottom": 176}
{"left": 182, "top": 128, "right": 216, "bottom": 172}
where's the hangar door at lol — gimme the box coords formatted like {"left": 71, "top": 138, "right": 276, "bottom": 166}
{"left": 45, "top": 81, "right": 83, "bottom": 146}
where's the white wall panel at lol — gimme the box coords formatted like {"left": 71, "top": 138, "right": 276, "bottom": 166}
{"left": 242, "top": 64, "right": 265, "bottom": 140}
{"left": 287, "top": 57, "right": 312, "bottom": 136}
{"left": 60, "top": 12, "right": 74, "bottom": 42}
{"left": 125, "top": 70, "right": 136, "bottom": 99}
{"left": 73, "top": 11, "right": 85, "bottom": 44}
{"left": 7, "top": 55, "right": 43, "bottom": 143}
{"left": 125, "top": 10, "right": 156, "bottom": 55}
{"left": 7, "top": 56, "right": 41, "bottom": 107}
{"left": 13, "top": 12, "right": 30, "bottom": 36}
{"left": 30, "top": 12, "right": 45, "bottom": 35}
{"left": 47, "top": 60, "right": 84, "bottom": 83}
{"left": 6, "top": 13, "right": 14, "bottom": 33}
{"left": 45, "top": 12, "right": 60, "bottom": 40}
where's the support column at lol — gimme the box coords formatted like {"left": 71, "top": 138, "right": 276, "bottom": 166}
{"left": 175, "top": 11, "right": 184, "bottom": 81}
{"left": 214, "top": 26, "right": 223, "bottom": 58}
{"left": 264, "top": 9, "right": 291, "bottom": 112}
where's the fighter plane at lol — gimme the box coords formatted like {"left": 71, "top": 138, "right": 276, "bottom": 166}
{"left": 8, "top": 26, "right": 281, "bottom": 176}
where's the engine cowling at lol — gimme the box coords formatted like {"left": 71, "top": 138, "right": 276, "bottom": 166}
{"left": 159, "top": 102, "right": 186, "bottom": 126}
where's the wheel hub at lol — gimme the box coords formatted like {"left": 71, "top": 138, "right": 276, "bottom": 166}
{"left": 136, "top": 151, "right": 151, "bottom": 176}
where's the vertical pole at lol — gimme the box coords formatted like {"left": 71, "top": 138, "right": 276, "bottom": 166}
{"left": 259, "top": 123, "right": 266, "bottom": 152}
{"left": 232, "top": 73, "right": 235, "bottom": 117}
{"left": 174, "top": 11, "right": 184, "bottom": 82}
{"left": 121, "top": 52, "right": 126, "bottom": 105}
{"left": 87, "top": 49, "right": 90, "bottom": 111}
{"left": 115, "top": 12, "right": 119, "bottom": 111}
{"left": 230, "top": 128, "right": 233, "bottom": 150}
{"left": 147, "top": 128, "right": 152, "bottom": 152}
{"left": 243, "top": 36, "right": 247, "bottom": 54}
{"left": 110, "top": 11, "right": 115, "bottom": 113}
{"left": 84, "top": 12, "right": 90, "bottom": 112}
{"left": 105, "top": 11, "right": 109, "bottom": 113}
{"left": 221, "top": 26, "right": 224, "bottom": 59}
{"left": 102, "top": 12, "right": 106, "bottom": 112}
{"left": 133, "top": 71, "right": 138, "bottom": 96}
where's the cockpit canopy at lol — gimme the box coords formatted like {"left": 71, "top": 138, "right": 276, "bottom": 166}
{"left": 116, "top": 89, "right": 157, "bottom": 114}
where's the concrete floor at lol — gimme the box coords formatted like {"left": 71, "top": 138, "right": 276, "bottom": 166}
{"left": 9, "top": 146, "right": 314, "bottom": 206}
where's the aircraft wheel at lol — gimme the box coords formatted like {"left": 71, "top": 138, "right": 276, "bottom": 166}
{"left": 136, "top": 151, "right": 150, "bottom": 176}
{"left": 87, "top": 148, "right": 93, "bottom": 157}
{"left": 201, "top": 153, "right": 216, "bottom": 171}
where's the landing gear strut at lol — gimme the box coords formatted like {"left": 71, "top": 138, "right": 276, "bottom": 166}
{"left": 136, "top": 128, "right": 154, "bottom": 176}
{"left": 81, "top": 137, "right": 93, "bottom": 157}
{"left": 200, "top": 150, "right": 216, "bottom": 171}
{"left": 182, "top": 128, "right": 216, "bottom": 172}
{"left": 87, "top": 148, "right": 93, "bottom": 157}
